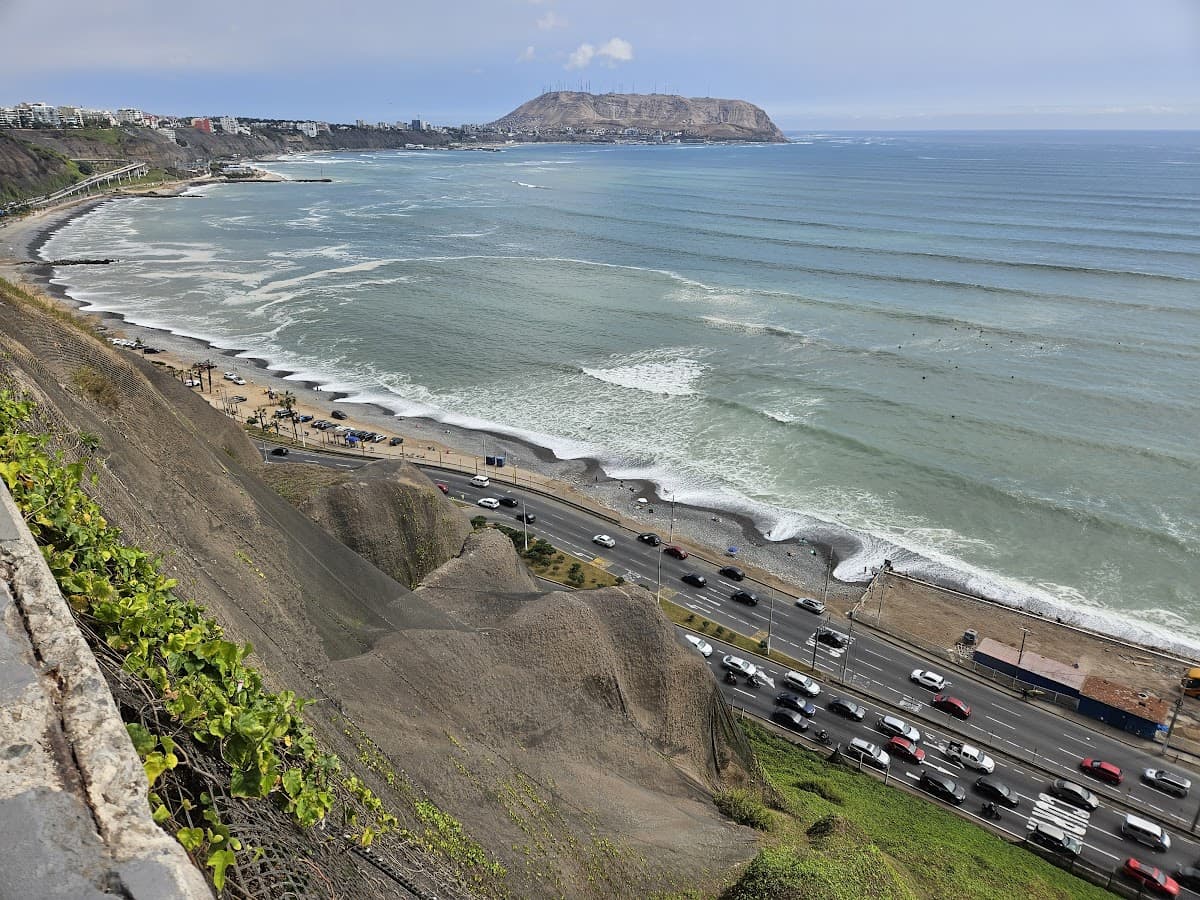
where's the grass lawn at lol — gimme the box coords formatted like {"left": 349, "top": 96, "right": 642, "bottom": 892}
{"left": 726, "top": 720, "right": 1114, "bottom": 900}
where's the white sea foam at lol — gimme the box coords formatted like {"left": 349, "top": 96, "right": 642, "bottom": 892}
{"left": 581, "top": 350, "right": 706, "bottom": 397}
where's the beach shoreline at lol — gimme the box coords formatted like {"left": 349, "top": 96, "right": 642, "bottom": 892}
{"left": 6, "top": 182, "right": 1198, "bottom": 663}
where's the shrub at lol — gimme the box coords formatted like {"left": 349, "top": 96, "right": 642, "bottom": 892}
{"left": 795, "top": 778, "right": 845, "bottom": 805}
{"left": 470, "top": 515, "right": 487, "bottom": 530}
{"left": 72, "top": 367, "right": 120, "bottom": 409}
{"left": 713, "top": 789, "right": 772, "bottom": 831}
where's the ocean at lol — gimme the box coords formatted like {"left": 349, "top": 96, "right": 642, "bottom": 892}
{"left": 40, "top": 131, "right": 1200, "bottom": 653}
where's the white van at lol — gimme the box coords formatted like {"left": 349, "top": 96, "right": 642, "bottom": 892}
{"left": 1121, "top": 813, "right": 1170, "bottom": 852}
{"left": 470, "top": 474, "right": 490, "bottom": 488}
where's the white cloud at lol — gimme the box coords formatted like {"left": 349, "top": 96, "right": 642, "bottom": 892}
{"left": 516, "top": 45, "right": 536, "bottom": 63}
{"left": 536, "top": 10, "right": 566, "bottom": 30}
{"left": 565, "top": 43, "right": 595, "bottom": 70}
{"left": 597, "top": 37, "right": 633, "bottom": 63}
{"left": 565, "top": 37, "right": 633, "bottom": 70}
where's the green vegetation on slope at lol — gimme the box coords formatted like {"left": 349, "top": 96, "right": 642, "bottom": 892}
{"left": 0, "top": 135, "right": 83, "bottom": 203}
{"left": 0, "top": 389, "right": 505, "bottom": 895}
{"left": 723, "top": 722, "right": 1113, "bottom": 900}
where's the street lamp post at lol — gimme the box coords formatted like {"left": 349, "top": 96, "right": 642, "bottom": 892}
{"left": 811, "top": 615, "right": 824, "bottom": 671}
{"left": 766, "top": 592, "right": 775, "bottom": 657}
{"left": 668, "top": 492, "right": 676, "bottom": 544}
{"left": 841, "top": 614, "right": 856, "bottom": 681}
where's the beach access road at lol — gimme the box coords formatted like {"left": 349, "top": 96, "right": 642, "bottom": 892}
{"left": 262, "top": 443, "right": 1200, "bottom": 878}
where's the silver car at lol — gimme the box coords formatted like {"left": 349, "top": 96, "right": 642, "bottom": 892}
{"left": 876, "top": 714, "right": 921, "bottom": 743}
{"left": 845, "top": 737, "right": 890, "bottom": 770}
{"left": 1142, "top": 768, "right": 1191, "bottom": 798}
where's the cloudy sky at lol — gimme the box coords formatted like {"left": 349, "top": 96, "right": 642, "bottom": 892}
{"left": 2, "top": 0, "right": 1197, "bottom": 129}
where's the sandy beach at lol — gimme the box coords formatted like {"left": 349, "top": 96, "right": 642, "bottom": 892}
{"left": 0, "top": 193, "right": 856, "bottom": 609}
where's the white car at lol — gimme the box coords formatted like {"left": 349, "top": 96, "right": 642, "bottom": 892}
{"left": 469, "top": 474, "right": 490, "bottom": 487}
{"left": 476, "top": 497, "right": 500, "bottom": 509}
{"left": 782, "top": 671, "right": 821, "bottom": 697}
{"left": 943, "top": 741, "right": 995, "bottom": 774}
{"left": 846, "top": 737, "right": 891, "bottom": 770}
{"left": 910, "top": 669, "right": 947, "bottom": 691}
{"left": 223, "top": 371, "right": 238, "bottom": 380}
{"left": 684, "top": 634, "right": 713, "bottom": 657}
{"left": 232, "top": 377, "right": 246, "bottom": 385}
{"left": 721, "top": 655, "right": 758, "bottom": 678}
{"left": 876, "top": 714, "right": 921, "bottom": 743}
{"left": 592, "top": 534, "right": 616, "bottom": 548}
{"left": 184, "top": 379, "right": 202, "bottom": 387}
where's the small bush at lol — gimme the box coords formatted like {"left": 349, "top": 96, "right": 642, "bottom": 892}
{"left": 72, "top": 367, "right": 120, "bottom": 409}
{"left": 470, "top": 515, "right": 487, "bottom": 530}
{"left": 713, "top": 789, "right": 772, "bottom": 831}
{"left": 794, "top": 778, "right": 845, "bottom": 805}
{"left": 685, "top": 613, "right": 695, "bottom": 623}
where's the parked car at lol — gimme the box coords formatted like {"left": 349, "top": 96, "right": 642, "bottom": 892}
{"left": 974, "top": 776, "right": 1020, "bottom": 808}
{"left": 775, "top": 692, "right": 817, "bottom": 717}
{"left": 876, "top": 715, "right": 920, "bottom": 743}
{"left": 782, "top": 671, "right": 821, "bottom": 697}
{"left": 827, "top": 697, "right": 866, "bottom": 721}
{"left": 330, "top": 410, "right": 347, "bottom": 420}
{"left": 498, "top": 496, "right": 520, "bottom": 507}
{"left": 1142, "top": 769, "right": 1191, "bottom": 798}
{"left": 389, "top": 436, "right": 404, "bottom": 446}
{"left": 663, "top": 545, "right": 688, "bottom": 559}
{"left": 684, "top": 634, "right": 713, "bottom": 657}
{"left": 297, "top": 414, "right": 313, "bottom": 423}
{"left": 771, "top": 708, "right": 810, "bottom": 733}
{"left": 795, "top": 597, "right": 825, "bottom": 614}
{"left": 185, "top": 379, "right": 202, "bottom": 387}
{"left": 718, "top": 566, "right": 745, "bottom": 581}
{"left": 1028, "top": 822, "right": 1082, "bottom": 857}
{"left": 637, "top": 532, "right": 662, "bottom": 546}
{"left": 909, "top": 669, "right": 947, "bottom": 691}
{"left": 816, "top": 628, "right": 851, "bottom": 649}
{"left": 919, "top": 771, "right": 966, "bottom": 805}
{"left": 230, "top": 395, "right": 247, "bottom": 403}
{"left": 885, "top": 736, "right": 925, "bottom": 764}
{"left": 476, "top": 497, "right": 500, "bottom": 509}
{"left": 681, "top": 572, "right": 707, "bottom": 588}
{"left": 931, "top": 694, "right": 971, "bottom": 719}
{"left": 1080, "top": 758, "right": 1123, "bottom": 786}
{"left": 517, "top": 512, "right": 536, "bottom": 523}
{"left": 1122, "top": 858, "right": 1179, "bottom": 897}
{"left": 1048, "top": 779, "right": 1099, "bottom": 811}
{"left": 730, "top": 590, "right": 758, "bottom": 606}
{"left": 845, "top": 738, "right": 890, "bottom": 770}
{"left": 592, "top": 534, "right": 616, "bottom": 548}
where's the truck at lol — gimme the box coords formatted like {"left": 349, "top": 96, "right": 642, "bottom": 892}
{"left": 942, "top": 740, "right": 995, "bottom": 774}
{"left": 1183, "top": 668, "right": 1200, "bottom": 699}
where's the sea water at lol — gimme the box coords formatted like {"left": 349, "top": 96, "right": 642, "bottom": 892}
{"left": 41, "top": 132, "right": 1200, "bottom": 653}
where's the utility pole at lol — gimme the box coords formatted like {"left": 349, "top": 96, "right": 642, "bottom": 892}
{"left": 668, "top": 492, "right": 676, "bottom": 544}
{"left": 766, "top": 592, "right": 776, "bottom": 657}
{"left": 521, "top": 500, "right": 529, "bottom": 552}
{"left": 1162, "top": 696, "right": 1184, "bottom": 757}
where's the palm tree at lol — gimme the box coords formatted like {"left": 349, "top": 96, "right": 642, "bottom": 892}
{"left": 279, "top": 391, "right": 299, "bottom": 439}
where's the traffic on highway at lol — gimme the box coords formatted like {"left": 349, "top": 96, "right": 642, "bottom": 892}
{"left": 266, "top": 445, "right": 1200, "bottom": 896}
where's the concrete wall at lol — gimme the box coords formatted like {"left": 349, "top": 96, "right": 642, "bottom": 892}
{"left": 0, "top": 483, "right": 211, "bottom": 899}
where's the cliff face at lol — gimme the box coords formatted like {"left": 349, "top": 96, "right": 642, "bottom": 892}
{"left": 1, "top": 125, "right": 450, "bottom": 189}
{"left": 492, "top": 91, "right": 787, "bottom": 142}
{"left": 0, "top": 275, "right": 759, "bottom": 898}
{"left": 0, "top": 133, "right": 82, "bottom": 203}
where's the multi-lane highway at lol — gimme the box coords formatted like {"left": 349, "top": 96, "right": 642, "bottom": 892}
{"left": 266, "top": 445, "right": 1200, "bottom": 893}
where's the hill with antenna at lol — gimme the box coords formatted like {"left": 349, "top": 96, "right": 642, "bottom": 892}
{"left": 491, "top": 91, "right": 786, "bottom": 142}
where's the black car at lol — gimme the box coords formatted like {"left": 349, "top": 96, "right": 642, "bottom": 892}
{"left": 637, "top": 532, "right": 662, "bottom": 546}
{"left": 681, "top": 572, "right": 707, "bottom": 588}
{"left": 919, "top": 771, "right": 966, "bottom": 805}
{"left": 270, "top": 447, "right": 289, "bottom": 456}
{"left": 389, "top": 436, "right": 404, "bottom": 446}
{"left": 974, "top": 776, "right": 1020, "bottom": 808}
{"left": 517, "top": 512, "right": 536, "bottom": 523}
{"left": 230, "top": 395, "right": 248, "bottom": 403}
{"left": 297, "top": 414, "right": 313, "bottom": 423}
{"left": 331, "top": 410, "right": 347, "bottom": 420}
{"left": 1175, "top": 868, "right": 1200, "bottom": 891}
{"left": 775, "top": 692, "right": 817, "bottom": 717}
{"left": 1048, "top": 779, "right": 1099, "bottom": 812}
{"left": 1028, "top": 822, "right": 1082, "bottom": 857}
{"left": 816, "top": 628, "right": 851, "bottom": 649}
{"left": 498, "top": 497, "right": 520, "bottom": 508}
{"left": 719, "top": 565, "right": 745, "bottom": 581}
{"left": 827, "top": 697, "right": 866, "bottom": 721}
{"left": 731, "top": 590, "right": 759, "bottom": 606}
{"left": 770, "top": 708, "right": 809, "bottom": 733}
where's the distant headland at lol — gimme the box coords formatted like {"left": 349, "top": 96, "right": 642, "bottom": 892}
{"left": 490, "top": 91, "right": 787, "bottom": 143}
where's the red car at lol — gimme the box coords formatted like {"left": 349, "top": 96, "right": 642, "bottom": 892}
{"left": 1080, "top": 758, "right": 1123, "bottom": 786}
{"left": 435, "top": 482, "right": 449, "bottom": 495}
{"left": 663, "top": 545, "right": 688, "bottom": 559}
{"left": 931, "top": 694, "right": 971, "bottom": 719}
{"left": 886, "top": 736, "right": 926, "bottom": 764}
{"left": 1123, "top": 858, "right": 1179, "bottom": 897}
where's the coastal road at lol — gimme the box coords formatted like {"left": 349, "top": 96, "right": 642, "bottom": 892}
{"left": 687, "top": 631, "right": 1200, "bottom": 894}
{"left": 265, "top": 446, "right": 1200, "bottom": 883}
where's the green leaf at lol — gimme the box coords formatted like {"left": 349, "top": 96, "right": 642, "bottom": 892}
{"left": 207, "top": 848, "right": 236, "bottom": 891}
{"left": 125, "top": 722, "right": 156, "bottom": 757}
{"left": 176, "top": 827, "right": 205, "bottom": 852}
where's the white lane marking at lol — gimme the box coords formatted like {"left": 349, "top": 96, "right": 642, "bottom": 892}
{"left": 856, "top": 660, "right": 885, "bottom": 673}
{"left": 985, "top": 716, "right": 1016, "bottom": 730}
{"left": 733, "top": 688, "right": 755, "bottom": 699}
{"left": 1056, "top": 732, "right": 1093, "bottom": 748}
{"left": 336, "top": 463, "right": 355, "bottom": 468}
{"left": 858, "top": 646, "right": 890, "bottom": 659}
